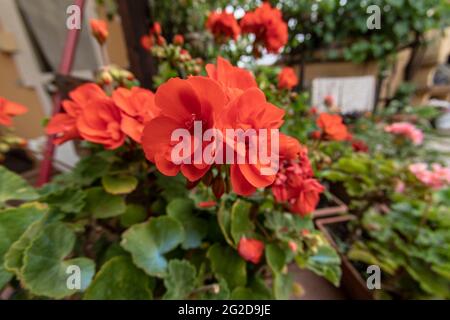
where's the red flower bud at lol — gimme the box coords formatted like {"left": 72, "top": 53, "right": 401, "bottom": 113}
{"left": 173, "top": 34, "right": 184, "bottom": 46}
{"left": 90, "top": 19, "right": 108, "bottom": 45}
{"left": 238, "top": 237, "right": 264, "bottom": 264}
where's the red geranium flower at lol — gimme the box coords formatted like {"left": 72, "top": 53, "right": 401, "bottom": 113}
{"left": 205, "top": 56, "right": 257, "bottom": 101}
{"left": 0, "top": 96, "right": 28, "bottom": 127}
{"left": 238, "top": 237, "right": 264, "bottom": 264}
{"left": 277, "top": 67, "right": 298, "bottom": 90}
{"left": 351, "top": 139, "right": 369, "bottom": 153}
{"left": 216, "top": 88, "right": 285, "bottom": 196}
{"left": 240, "top": 3, "right": 288, "bottom": 53}
{"left": 272, "top": 134, "right": 324, "bottom": 216}
{"left": 112, "top": 87, "right": 160, "bottom": 143}
{"left": 141, "top": 77, "right": 226, "bottom": 181}
{"left": 173, "top": 34, "right": 184, "bottom": 46}
{"left": 316, "top": 113, "right": 349, "bottom": 141}
{"left": 141, "top": 35, "right": 153, "bottom": 51}
{"left": 90, "top": 19, "right": 108, "bottom": 44}
{"left": 151, "top": 22, "right": 162, "bottom": 35}
{"left": 206, "top": 11, "right": 240, "bottom": 41}
{"left": 77, "top": 98, "right": 125, "bottom": 150}
{"left": 46, "top": 83, "right": 106, "bottom": 144}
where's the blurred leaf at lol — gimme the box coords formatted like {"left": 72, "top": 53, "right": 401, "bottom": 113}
{"left": 167, "top": 198, "right": 207, "bottom": 249}
{"left": 102, "top": 174, "right": 138, "bottom": 195}
{"left": 163, "top": 259, "right": 196, "bottom": 299}
{"left": 207, "top": 244, "right": 246, "bottom": 290}
{"left": 84, "top": 256, "right": 153, "bottom": 300}
{"left": 121, "top": 216, "right": 184, "bottom": 277}
{"left": 85, "top": 187, "right": 126, "bottom": 219}
{"left": 265, "top": 243, "right": 286, "bottom": 273}
{"left": 120, "top": 204, "right": 147, "bottom": 228}
{"left": 303, "top": 245, "right": 341, "bottom": 286}
{"left": 21, "top": 223, "right": 95, "bottom": 299}
{"left": 230, "top": 200, "right": 254, "bottom": 244}
{"left": 273, "top": 272, "right": 293, "bottom": 300}
{"left": 0, "top": 203, "right": 46, "bottom": 289}
{"left": 0, "top": 166, "right": 38, "bottom": 207}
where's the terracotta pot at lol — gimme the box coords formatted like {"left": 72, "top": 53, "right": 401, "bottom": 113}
{"left": 316, "top": 215, "right": 374, "bottom": 300}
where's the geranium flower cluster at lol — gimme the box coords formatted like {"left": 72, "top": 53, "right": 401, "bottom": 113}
{"left": 272, "top": 135, "right": 324, "bottom": 216}
{"left": 312, "top": 113, "right": 350, "bottom": 141}
{"left": 46, "top": 83, "right": 159, "bottom": 148}
{"left": 409, "top": 163, "right": 450, "bottom": 190}
{"left": 277, "top": 67, "right": 298, "bottom": 90}
{"left": 46, "top": 57, "right": 323, "bottom": 216}
{"left": 140, "top": 22, "right": 165, "bottom": 50}
{"left": 384, "top": 122, "right": 424, "bottom": 145}
{"left": 240, "top": 2, "right": 288, "bottom": 54}
{"left": 206, "top": 3, "right": 288, "bottom": 54}
{"left": 206, "top": 11, "right": 241, "bottom": 41}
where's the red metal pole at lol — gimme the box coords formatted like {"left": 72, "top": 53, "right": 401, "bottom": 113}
{"left": 37, "top": 0, "right": 86, "bottom": 186}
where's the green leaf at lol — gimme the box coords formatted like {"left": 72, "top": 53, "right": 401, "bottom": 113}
{"left": 163, "top": 259, "right": 196, "bottom": 299}
{"left": 230, "top": 276, "right": 272, "bottom": 299}
{"left": 167, "top": 198, "right": 207, "bottom": 249}
{"left": 120, "top": 204, "right": 147, "bottom": 228}
{"left": 0, "top": 203, "right": 46, "bottom": 289}
{"left": 84, "top": 256, "right": 153, "bottom": 300}
{"left": 4, "top": 219, "right": 45, "bottom": 278}
{"left": 303, "top": 245, "right": 342, "bottom": 286}
{"left": 265, "top": 243, "right": 286, "bottom": 273}
{"left": 121, "top": 216, "right": 184, "bottom": 277}
{"left": 72, "top": 153, "right": 112, "bottom": 186}
{"left": 85, "top": 187, "right": 126, "bottom": 219}
{"left": 21, "top": 223, "right": 95, "bottom": 299}
{"left": 230, "top": 200, "right": 254, "bottom": 244}
{"left": 230, "top": 287, "right": 254, "bottom": 299}
{"left": 217, "top": 202, "right": 234, "bottom": 246}
{"left": 102, "top": 174, "right": 138, "bottom": 195}
{"left": 405, "top": 258, "right": 450, "bottom": 299}
{"left": 207, "top": 244, "right": 247, "bottom": 290}
{"left": 273, "top": 272, "right": 294, "bottom": 300}
{"left": 0, "top": 166, "right": 38, "bottom": 207}
{"left": 42, "top": 187, "right": 86, "bottom": 214}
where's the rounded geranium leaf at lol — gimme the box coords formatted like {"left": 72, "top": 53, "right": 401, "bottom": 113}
{"left": 4, "top": 219, "right": 44, "bottom": 279}
{"left": 207, "top": 243, "right": 247, "bottom": 290}
{"left": 120, "top": 204, "right": 147, "bottom": 228}
{"left": 84, "top": 256, "right": 153, "bottom": 300}
{"left": 265, "top": 243, "right": 286, "bottom": 273}
{"left": 0, "top": 167, "right": 39, "bottom": 207}
{"left": 21, "top": 223, "right": 95, "bottom": 299}
{"left": 121, "top": 216, "right": 184, "bottom": 277}
{"left": 273, "top": 272, "right": 294, "bottom": 300}
{"left": 167, "top": 198, "right": 207, "bottom": 249}
{"left": 163, "top": 259, "right": 196, "bottom": 300}
{"left": 85, "top": 187, "right": 126, "bottom": 219}
{"left": 102, "top": 174, "right": 138, "bottom": 195}
{"left": 0, "top": 203, "right": 46, "bottom": 289}
{"left": 230, "top": 200, "right": 254, "bottom": 244}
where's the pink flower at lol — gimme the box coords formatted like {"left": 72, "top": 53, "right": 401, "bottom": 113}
{"left": 394, "top": 180, "right": 406, "bottom": 193}
{"left": 288, "top": 241, "right": 298, "bottom": 253}
{"left": 409, "top": 162, "right": 450, "bottom": 189}
{"left": 384, "top": 122, "right": 424, "bottom": 145}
